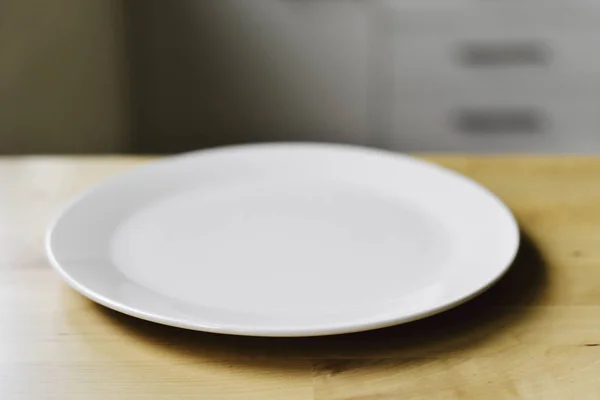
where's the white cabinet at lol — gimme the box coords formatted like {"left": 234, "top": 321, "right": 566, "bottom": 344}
{"left": 379, "top": 1, "right": 600, "bottom": 152}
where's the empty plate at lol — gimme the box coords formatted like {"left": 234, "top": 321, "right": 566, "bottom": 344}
{"left": 46, "top": 143, "right": 519, "bottom": 336}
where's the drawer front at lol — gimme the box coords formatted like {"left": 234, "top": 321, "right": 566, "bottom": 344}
{"left": 387, "top": 92, "right": 600, "bottom": 152}
{"left": 380, "top": 0, "right": 600, "bottom": 5}
{"left": 379, "top": 1, "right": 600, "bottom": 34}
{"left": 392, "top": 32, "right": 600, "bottom": 90}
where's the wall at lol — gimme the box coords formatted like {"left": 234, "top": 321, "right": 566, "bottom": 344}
{"left": 0, "top": 0, "right": 129, "bottom": 154}
{"left": 126, "top": 0, "right": 372, "bottom": 152}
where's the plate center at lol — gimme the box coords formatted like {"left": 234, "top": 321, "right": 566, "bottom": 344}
{"left": 111, "top": 180, "right": 457, "bottom": 316}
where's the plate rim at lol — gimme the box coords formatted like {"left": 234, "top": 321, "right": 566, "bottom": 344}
{"left": 45, "top": 142, "right": 520, "bottom": 337}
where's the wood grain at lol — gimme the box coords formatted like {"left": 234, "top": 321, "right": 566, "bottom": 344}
{"left": 1, "top": 155, "right": 599, "bottom": 399}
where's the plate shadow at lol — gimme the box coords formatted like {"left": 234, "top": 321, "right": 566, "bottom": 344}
{"left": 89, "top": 229, "right": 546, "bottom": 370}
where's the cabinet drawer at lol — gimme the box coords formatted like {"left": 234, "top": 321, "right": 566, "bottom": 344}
{"left": 387, "top": 91, "right": 600, "bottom": 152}
{"left": 380, "top": 1, "right": 600, "bottom": 34}
{"left": 392, "top": 32, "right": 600, "bottom": 89}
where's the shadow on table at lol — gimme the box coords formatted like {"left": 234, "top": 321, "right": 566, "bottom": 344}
{"left": 91, "top": 230, "right": 547, "bottom": 371}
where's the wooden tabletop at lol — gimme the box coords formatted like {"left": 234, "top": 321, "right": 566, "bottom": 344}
{"left": 2, "top": 155, "right": 600, "bottom": 399}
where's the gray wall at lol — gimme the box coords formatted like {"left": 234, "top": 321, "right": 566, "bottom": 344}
{"left": 126, "top": 0, "right": 371, "bottom": 152}
{"left": 0, "top": 0, "right": 129, "bottom": 154}
{"left": 1, "top": 0, "right": 372, "bottom": 154}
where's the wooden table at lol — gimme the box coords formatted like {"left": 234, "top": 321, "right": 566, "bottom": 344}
{"left": 2, "top": 156, "right": 600, "bottom": 399}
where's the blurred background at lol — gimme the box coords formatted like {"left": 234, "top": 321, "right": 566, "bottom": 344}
{"left": 3, "top": 0, "right": 600, "bottom": 154}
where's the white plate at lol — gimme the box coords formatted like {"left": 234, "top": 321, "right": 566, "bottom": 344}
{"left": 46, "top": 143, "right": 519, "bottom": 337}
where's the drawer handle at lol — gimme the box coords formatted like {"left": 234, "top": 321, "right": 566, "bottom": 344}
{"left": 454, "top": 109, "right": 544, "bottom": 133}
{"left": 458, "top": 42, "right": 550, "bottom": 66}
